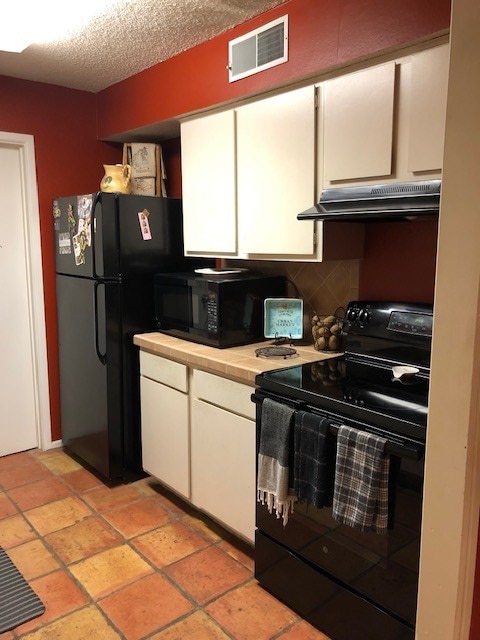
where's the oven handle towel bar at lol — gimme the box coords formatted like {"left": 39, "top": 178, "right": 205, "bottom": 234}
{"left": 328, "top": 422, "right": 423, "bottom": 460}
{"left": 252, "top": 393, "right": 424, "bottom": 461}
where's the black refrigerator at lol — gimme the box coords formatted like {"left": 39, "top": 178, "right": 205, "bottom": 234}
{"left": 53, "top": 192, "right": 202, "bottom": 482}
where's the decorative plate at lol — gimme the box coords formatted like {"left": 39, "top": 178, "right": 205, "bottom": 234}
{"left": 264, "top": 298, "right": 304, "bottom": 339}
{"left": 194, "top": 267, "right": 249, "bottom": 275}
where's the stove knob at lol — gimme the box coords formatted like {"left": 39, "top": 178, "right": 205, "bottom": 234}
{"left": 346, "top": 308, "right": 358, "bottom": 322}
{"left": 359, "top": 309, "right": 370, "bottom": 325}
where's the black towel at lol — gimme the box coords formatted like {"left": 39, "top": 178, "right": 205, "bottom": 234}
{"left": 332, "top": 426, "right": 390, "bottom": 534}
{"left": 257, "top": 398, "right": 297, "bottom": 525}
{"left": 294, "top": 411, "right": 333, "bottom": 508}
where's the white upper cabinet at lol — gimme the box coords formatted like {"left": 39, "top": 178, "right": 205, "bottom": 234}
{"left": 180, "top": 87, "right": 363, "bottom": 261}
{"left": 323, "top": 62, "right": 396, "bottom": 183}
{"left": 320, "top": 42, "right": 449, "bottom": 188}
{"left": 180, "top": 42, "right": 448, "bottom": 260}
{"left": 407, "top": 44, "right": 449, "bottom": 173}
{"left": 236, "top": 86, "right": 316, "bottom": 257}
{"left": 181, "top": 110, "right": 237, "bottom": 255}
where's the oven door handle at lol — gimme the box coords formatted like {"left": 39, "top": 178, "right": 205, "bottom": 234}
{"left": 251, "top": 392, "right": 304, "bottom": 409}
{"left": 329, "top": 422, "right": 424, "bottom": 460}
{"left": 252, "top": 391, "right": 424, "bottom": 460}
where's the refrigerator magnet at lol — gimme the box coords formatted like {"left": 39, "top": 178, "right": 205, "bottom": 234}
{"left": 52, "top": 200, "right": 61, "bottom": 231}
{"left": 58, "top": 232, "right": 72, "bottom": 255}
{"left": 77, "top": 196, "right": 93, "bottom": 246}
{"left": 138, "top": 209, "right": 152, "bottom": 240}
{"left": 67, "top": 204, "right": 76, "bottom": 235}
{"left": 85, "top": 217, "right": 92, "bottom": 247}
{"left": 72, "top": 230, "right": 87, "bottom": 266}
{"left": 77, "top": 195, "right": 92, "bottom": 219}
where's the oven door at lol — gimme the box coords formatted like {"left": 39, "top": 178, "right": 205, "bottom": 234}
{"left": 253, "top": 389, "right": 424, "bottom": 640}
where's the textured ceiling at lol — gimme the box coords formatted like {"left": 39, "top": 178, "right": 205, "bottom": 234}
{"left": 0, "top": 0, "right": 288, "bottom": 92}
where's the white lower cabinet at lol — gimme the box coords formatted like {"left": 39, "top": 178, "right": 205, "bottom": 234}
{"left": 191, "top": 370, "right": 256, "bottom": 543}
{"left": 139, "top": 352, "right": 190, "bottom": 499}
{"left": 139, "top": 351, "right": 255, "bottom": 543}
{"left": 191, "top": 400, "right": 255, "bottom": 542}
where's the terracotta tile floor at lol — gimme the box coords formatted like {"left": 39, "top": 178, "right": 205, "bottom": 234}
{"left": 0, "top": 448, "right": 330, "bottom": 640}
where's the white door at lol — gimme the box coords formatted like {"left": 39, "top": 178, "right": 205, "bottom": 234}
{"left": 0, "top": 133, "right": 50, "bottom": 456}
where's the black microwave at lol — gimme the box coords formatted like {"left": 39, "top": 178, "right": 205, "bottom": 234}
{"left": 154, "top": 272, "right": 286, "bottom": 348}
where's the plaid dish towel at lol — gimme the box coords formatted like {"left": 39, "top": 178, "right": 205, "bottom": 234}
{"left": 332, "top": 426, "right": 389, "bottom": 534}
{"left": 257, "top": 398, "right": 297, "bottom": 526}
{"left": 294, "top": 411, "right": 334, "bottom": 508}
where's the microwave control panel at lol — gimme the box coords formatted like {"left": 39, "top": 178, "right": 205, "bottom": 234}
{"left": 206, "top": 292, "right": 218, "bottom": 333}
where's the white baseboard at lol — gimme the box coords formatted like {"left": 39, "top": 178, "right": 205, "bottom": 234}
{"left": 48, "top": 440, "right": 63, "bottom": 450}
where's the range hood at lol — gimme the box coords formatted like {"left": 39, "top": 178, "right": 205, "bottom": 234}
{"left": 297, "top": 180, "right": 441, "bottom": 222}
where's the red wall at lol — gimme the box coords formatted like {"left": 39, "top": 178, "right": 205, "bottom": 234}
{"left": 97, "top": 0, "right": 451, "bottom": 139}
{"left": 161, "top": 138, "right": 182, "bottom": 198}
{"left": 359, "top": 221, "right": 438, "bottom": 302}
{"left": 0, "top": 76, "right": 121, "bottom": 440}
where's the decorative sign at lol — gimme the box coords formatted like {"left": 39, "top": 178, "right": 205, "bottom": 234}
{"left": 264, "top": 298, "right": 304, "bottom": 339}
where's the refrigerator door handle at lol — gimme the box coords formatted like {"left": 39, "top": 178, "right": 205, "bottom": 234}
{"left": 91, "top": 191, "right": 102, "bottom": 279}
{"left": 94, "top": 281, "right": 107, "bottom": 365}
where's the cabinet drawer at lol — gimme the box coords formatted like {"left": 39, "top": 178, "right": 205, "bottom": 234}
{"left": 192, "top": 369, "right": 254, "bottom": 420}
{"left": 140, "top": 351, "right": 188, "bottom": 392}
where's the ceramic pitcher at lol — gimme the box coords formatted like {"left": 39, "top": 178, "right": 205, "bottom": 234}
{"left": 100, "top": 164, "right": 132, "bottom": 194}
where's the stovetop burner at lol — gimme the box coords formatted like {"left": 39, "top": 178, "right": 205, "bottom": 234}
{"left": 255, "top": 346, "right": 298, "bottom": 359}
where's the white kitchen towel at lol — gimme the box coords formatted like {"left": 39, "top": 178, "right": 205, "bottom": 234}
{"left": 257, "top": 398, "right": 297, "bottom": 525}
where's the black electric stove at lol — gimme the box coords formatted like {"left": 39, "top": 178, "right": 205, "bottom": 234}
{"left": 256, "top": 300, "right": 432, "bottom": 442}
{"left": 253, "top": 300, "right": 433, "bottom": 640}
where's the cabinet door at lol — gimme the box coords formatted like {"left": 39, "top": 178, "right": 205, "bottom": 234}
{"left": 191, "top": 398, "right": 255, "bottom": 542}
{"left": 323, "top": 62, "right": 396, "bottom": 183}
{"left": 181, "top": 111, "right": 237, "bottom": 255}
{"left": 140, "top": 376, "right": 190, "bottom": 499}
{"left": 408, "top": 44, "right": 449, "bottom": 173}
{"left": 236, "top": 86, "right": 315, "bottom": 257}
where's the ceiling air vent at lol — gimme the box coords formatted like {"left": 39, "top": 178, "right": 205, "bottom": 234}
{"left": 228, "top": 15, "right": 288, "bottom": 83}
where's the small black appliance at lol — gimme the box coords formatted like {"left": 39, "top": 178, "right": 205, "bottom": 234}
{"left": 154, "top": 271, "right": 286, "bottom": 348}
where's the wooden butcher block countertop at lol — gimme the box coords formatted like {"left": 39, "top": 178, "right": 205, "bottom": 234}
{"left": 133, "top": 332, "right": 340, "bottom": 386}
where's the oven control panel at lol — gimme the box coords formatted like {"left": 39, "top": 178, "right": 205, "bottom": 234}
{"left": 387, "top": 310, "right": 433, "bottom": 336}
{"left": 344, "top": 301, "right": 433, "bottom": 338}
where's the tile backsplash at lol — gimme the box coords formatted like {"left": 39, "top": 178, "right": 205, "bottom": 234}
{"left": 225, "top": 259, "right": 361, "bottom": 325}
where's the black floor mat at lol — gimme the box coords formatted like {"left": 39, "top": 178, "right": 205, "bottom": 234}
{"left": 0, "top": 546, "right": 45, "bottom": 633}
